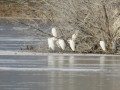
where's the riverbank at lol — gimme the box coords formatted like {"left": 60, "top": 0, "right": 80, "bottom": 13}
{"left": 0, "top": 50, "right": 120, "bottom": 56}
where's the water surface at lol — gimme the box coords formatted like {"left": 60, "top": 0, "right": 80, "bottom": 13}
{"left": 0, "top": 26, "right": 120, "bottom": 90}
{"left": 0, "top": 27, "right": 46, "bottom": 51}
{"left": 0, "top": 55, "right": 120, "bottom": 90}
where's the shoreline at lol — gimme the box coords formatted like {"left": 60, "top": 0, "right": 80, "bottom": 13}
{"left": 0, "top": 50, "right": 120, "bottom": 56}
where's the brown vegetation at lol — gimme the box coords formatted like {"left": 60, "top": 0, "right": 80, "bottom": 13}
{"left": 1, "top": 0, "right": 120, "bottom": 54}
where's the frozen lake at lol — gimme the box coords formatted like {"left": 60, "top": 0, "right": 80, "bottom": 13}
{"left": 0, "top": 55, "right": 120, "bottom": 90}
{"left": 0, "top": 26, "right": 46, "bottom": 51}
{"left": 0, "top": 26, "right": 120, "bottom": 90}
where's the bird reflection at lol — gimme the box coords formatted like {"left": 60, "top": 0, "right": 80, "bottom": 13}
{"left": 48, "top": 55, "right": 76, "bottom": 90}
{"left": 69, "top": 56, "right": 75, "bottom": 68}
{"left": 68, "top": 55, "right": 75, "bottom": 90}
{"left": 48, "top": 55, "right": 55, "bottom": 68}
{"left": 100, "top": 56, "right": 105, "bottom": 70}
{"left": 99, "top": 56, "right": 106, "bottom": 90}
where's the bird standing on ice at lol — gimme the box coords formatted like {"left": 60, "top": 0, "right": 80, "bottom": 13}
{"left": 67, "top": 30, "right": 78, "bottom": 51}
{"left": 58, "top": 39, "right": 66, "bottom": 50}
{"left": 72, "top": 30, "right": 79, "bottom": 40}
{"left": 51, "top": 27, "right": 57, "bottom": 37}
{"left": 68, "top": 39, "right": 75, "bottom": 51}
{"left": 99, "top": 40, "right": 106, "bottom": 51}
{"left": 48, "top": 37, "right": 55, "bottom": 51}
{"left": 47, "top": 27, "right": 58, "bottom": 51}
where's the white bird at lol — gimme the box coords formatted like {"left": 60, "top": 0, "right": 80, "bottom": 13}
{"left": 51, "top": 27, "right": 57, "bottom": 37}
{"left": 68, "top": 39, "right": 75, "bottom": 51}
{"left": 72, "top": 30, "right": 79, "bottom": 40}
{"left": 48, "top": 37, "right": 55, "bottom": 50}
{"left": 58, "top": 39, "right": 66, "bottom": 50}
{"left": 99, "top": 41, "right": 106, "bottom": 51}
{"left": 72, "top": 33, "right": 77, "bottom": 41}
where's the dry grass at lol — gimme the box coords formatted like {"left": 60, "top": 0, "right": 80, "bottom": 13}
{"left": 1, "top": 0, "right": 120, "bottom": 54}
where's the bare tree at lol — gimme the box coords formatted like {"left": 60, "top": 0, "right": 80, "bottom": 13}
{"left": 1, "top": 0, "right": 120, "bottom": 53}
